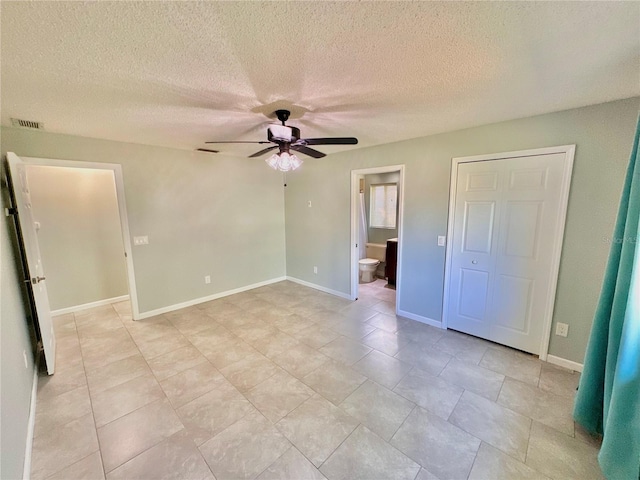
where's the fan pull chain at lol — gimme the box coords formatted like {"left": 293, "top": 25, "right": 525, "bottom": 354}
{"left": 283, "top": 171, "right": 287, "bottom": 187}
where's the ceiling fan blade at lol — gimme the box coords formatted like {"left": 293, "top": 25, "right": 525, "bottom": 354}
{"left": 205, "top": 140, "right": 271, "bottom": 144}
{"left": 248, "top": 145, "right": 279, "bottom": 158}
{"left": 196, "top": 148, "right": 219, "bottom": 153}
{"left": 300, "top": 137, "right": 358, "bottom": 146}
{"left": 291, "top": 145, "right": 326, "bottom": 158}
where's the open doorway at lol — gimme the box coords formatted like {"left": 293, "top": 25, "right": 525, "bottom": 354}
{"left": 350, "top": 165, "right": 405, "bottom": 315}
{"left": 20, "top": 156, "right": 139, "bottom": 320}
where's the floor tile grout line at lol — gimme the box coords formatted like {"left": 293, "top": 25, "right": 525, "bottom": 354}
{"left": 195, "top": 402, "right": 256, "bottom": 452}
{"left": 220, "top": 358, "right": 281, "bottom": 394}
{"left": 85, "top": 354, "right": 149, "bottom": 397}
{"left": 72, "top": 311, "right": 107, "bottom": 480}
{"left": 523, "top": 416, "right": 534, "bottom": 467}
{"left": 446, "top": 386, "right": 542, "bottom": 469}
{"left": 465, "top": 440, "right": 484, "bottom": 480}
{"left": 252, "top": 444, "right": 296, "bottom": 479}
{"left": 81, "top": 309, "right": 190, "bottom": 470}
{"left": 316, "top": 421, "right": 364, "bottom": 471}
{"left": 388, "top": 364, "right": 414, "bottom": 391}
{"left": 271, "top": 365, "right": 368, "bottom": 469}
{"left": 149, "top": 351, "right": 212, "bottom": 384}
{"left": 191, "top": 439, "right": 218, "bottom": 479}
{"left": 361, "top": 419, "right": 425, "bottom": 473}
{"left": 286, "top": 443, "right": 331, "bottom": 478}
{"left": 388, "top": 404, "right": 418, "bottom": 446}
{"left": 444, "top": 386, "right": 465, "bottom": 424}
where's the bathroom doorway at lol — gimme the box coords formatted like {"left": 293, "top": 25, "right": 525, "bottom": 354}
{"left": 350, "top": 165, "right": 405, "bottom": 315}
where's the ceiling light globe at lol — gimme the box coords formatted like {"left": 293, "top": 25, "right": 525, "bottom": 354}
{"left": 265, "top": 152, "right": 303, "bottom": 172}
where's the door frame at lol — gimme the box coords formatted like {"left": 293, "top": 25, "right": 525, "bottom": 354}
{"left": 17, "top": 155, "right": 141, "bottom": 320}
{"left": 442, "top": 145, "right": 575, "bottom": 360}
{"left": 350, "top": 164, "right": 405, "bottom": 310}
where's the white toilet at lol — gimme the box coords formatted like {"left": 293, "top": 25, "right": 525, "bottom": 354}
{"left": 359, "top": 243, "right": 387, "bottom": 283}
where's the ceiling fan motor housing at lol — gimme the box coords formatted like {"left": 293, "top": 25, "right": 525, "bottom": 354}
{"left": 268, "top": 125, "right": 300, "bottom": 143}
{"left": 205, "top": 107, "right": 357, "bottom": 159}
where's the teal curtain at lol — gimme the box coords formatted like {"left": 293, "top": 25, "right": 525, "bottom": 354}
{"left": 574, "top": 116, "right": 640, "bottom": 480}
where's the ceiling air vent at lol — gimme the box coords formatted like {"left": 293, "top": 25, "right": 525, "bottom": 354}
{"left": 11, "top": 118, "right": 44, "bottom": 130}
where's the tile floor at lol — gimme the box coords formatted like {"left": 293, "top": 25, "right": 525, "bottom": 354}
{"left": 32, "top": 279, "right": 603, "bottom": 480}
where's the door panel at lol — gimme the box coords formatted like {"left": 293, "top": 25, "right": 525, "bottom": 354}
{"left": 467, "top": 171, "right": 499, "bottom": 191}
{"left": 447, "top": 152, "right": 570, "bottom": 354}
{"left": 493, "top": 274, "right": 533, "bottom": 333}
{"left": 6, "top": 152, "right": 56, "bottom": 374}
{"left": 509, "top": 168, "right": 548, "bottom": 190}
{"left": 447, "top": 162, "right": 501, "bottom": 339}
{"left": 462, "top": 202, "right": 495, "bottom": 254}
{"left": 458, "top": 269, "right": 490, "bottom": 321}
{"left": 504, "top": 201, "right": 542, "bottom": 259}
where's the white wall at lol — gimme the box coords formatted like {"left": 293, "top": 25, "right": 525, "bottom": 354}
{"left": 27, "top": 166, "right": 128, "bottom": 311}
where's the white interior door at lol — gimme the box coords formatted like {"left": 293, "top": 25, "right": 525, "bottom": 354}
{"left": 447, "top": 151, "right": 571, "bottom": 354}
{"left": 7, "top": 152, "right": 56, "bottom": 374}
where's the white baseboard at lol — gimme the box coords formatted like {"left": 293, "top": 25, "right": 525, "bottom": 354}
{"left": 51, "top": 295, "right": 130, "bottom": 316}
{"left": 546, "top": 354, "right": 583, "bottom": 372}
{"left": 397, "top": 309, "right": 445, "bottom": 329}
{"left": 285, "top": 276, "right": 352, "bottom": 300}
{"left": 137, "top": 277, "right": 287, "bottom": 320}
{"left": 23, "top": 365, "right": 38, "bottom": 480}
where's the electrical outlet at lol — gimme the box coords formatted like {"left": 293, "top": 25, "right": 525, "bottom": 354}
{"left": 437, "top": 235, "right": 446, "bottom": 246}
{"left": 133, "top": 236, "right": 149, "bottom": 246}
{"left": 204, "top": 275, "right": 211, "bottom": 284}
{"left": 555, "top": 322, "right": 569, "bottom": 337}
{"left": 313, "top": 266, "right": 318, "bottom": 274}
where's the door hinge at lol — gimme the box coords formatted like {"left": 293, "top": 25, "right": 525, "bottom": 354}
{"left": 4, "top": 207, "right": 17, "bottom": 216}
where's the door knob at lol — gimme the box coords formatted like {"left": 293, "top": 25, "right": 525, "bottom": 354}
{"left": 31, "top": 276, "right": 46, "bottom": 284}
{"left": 471, "top": 260, "right": 478, "bottom": 265}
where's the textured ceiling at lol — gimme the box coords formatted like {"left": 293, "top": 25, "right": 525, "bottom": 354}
{"left": 1, "top": 2, "right": 639, "bottom": 156}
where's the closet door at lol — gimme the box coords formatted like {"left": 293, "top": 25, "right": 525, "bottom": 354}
{"left": 447, "top": 152, "right": 569, "bottom": 354}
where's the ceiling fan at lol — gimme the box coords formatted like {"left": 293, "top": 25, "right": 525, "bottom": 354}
{"left": 203, "top": 109, "right": 358, "bottom": 171}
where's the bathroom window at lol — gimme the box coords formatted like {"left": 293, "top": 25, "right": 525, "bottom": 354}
{"left": 370, "top": 183, "right": 397, "bottom": 229}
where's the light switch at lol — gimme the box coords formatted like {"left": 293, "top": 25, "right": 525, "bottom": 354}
{"left": 437, "top": 235, "right": 446, "bottom": 246}
{"left": 134, "top": 236, "right": 149, "bottom": 246}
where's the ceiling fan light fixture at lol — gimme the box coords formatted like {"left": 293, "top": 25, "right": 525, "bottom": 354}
{"left": 269, "top": 124, "right": 289, "bottom": 140}
{"left": 268, "top": 124, "right": 299, "bottom": 143}
{"left": 266, "top": 152, "right": 303, "bottom": 172}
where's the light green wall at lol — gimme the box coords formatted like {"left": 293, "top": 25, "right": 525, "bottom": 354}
{"left": 1, "top": 161, "right": 36, "bottom": 480}
{"left": 364, "top": 171, "right": 400, "bottom": 245}
{"left": 0, "top": 127, "right": 286, "bottom": 478}
{"left": 27, "top": 166, "right": 128, "bottom": 310}
{"left": 285, "top": 97, "right": 639, "bottom": 364}
{"left": 3, "top": 98, "right": 633, "bottom": 480}
{"left": 1, "top": 127, "right": 287, "bottom": 314}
